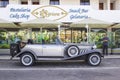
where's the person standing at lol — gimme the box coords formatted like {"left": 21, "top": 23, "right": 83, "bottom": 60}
{"left": 102, "top": 34, "right": 109, "bottom": 55}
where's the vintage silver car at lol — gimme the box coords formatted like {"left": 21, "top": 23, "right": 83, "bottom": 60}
{"left": 10, "top": 37, "right": 103, "bottom": 66}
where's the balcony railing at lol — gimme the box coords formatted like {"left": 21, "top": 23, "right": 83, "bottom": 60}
{"left": 0, "top": 1, "right": 9, "bottom": 7}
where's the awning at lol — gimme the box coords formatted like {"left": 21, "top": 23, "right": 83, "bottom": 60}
{"left": 111, "top": 23, "right": 120, "bottom": 28}
{"left": 0, "top": 18, "right": 18, "bottom": 28}
{"left": 70, "top": 18, "right": 113, "bottom": 28}
{"left": 20, "top": 18, "right": 62, "bottom": 28}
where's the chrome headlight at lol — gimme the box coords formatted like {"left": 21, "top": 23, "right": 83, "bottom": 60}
{"left": 92, "top": 45, "right": 97, "bottom": 49}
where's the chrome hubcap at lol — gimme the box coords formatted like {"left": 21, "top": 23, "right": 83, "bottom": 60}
{"left": 21, "top": 54, "right": 33, "bottom": 66}
{"left": 68, "top": 46, "right": 79, "bottom": 57}
{"left": 91, "top": 56, "right": 98, "bottom": 63}
{"left": 70, "top": 48, "right": 76, "bottom": 54}
{"left": 89, "top": 54, "right": 100, "bottom": 65}
{"left": 23, "top": 56, "right": 31, "bottom": 63}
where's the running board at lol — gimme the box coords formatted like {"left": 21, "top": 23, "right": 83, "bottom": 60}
{"left": 37, "top": 58, "right": 63, "bottom": 61}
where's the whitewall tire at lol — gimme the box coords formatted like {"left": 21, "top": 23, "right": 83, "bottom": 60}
{"left": 67, "top": 45, "right": 79, "bottom": 57}
{"left": 87, "top": 53, "right": 101, "bottom": 66}
{"left": 20, "top": 53, "right": 35, "bottom": 66}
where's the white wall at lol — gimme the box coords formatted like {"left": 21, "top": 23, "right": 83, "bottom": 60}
{"left": 40, "top": 0, "right": 49, "bottom": 5}
{"left": 9, "top": 0, "right": 20, "bottom": 4}
{"left": 7, "top": 0, "right": 120, "bottom": 10}
{"left": 60, "top": 0, "right": 100, "bottom": 10}
{"left": 90, "top": 0, "right": 99, "bottom": 10}
{"left": 60, "top": 0, "right": 80, "bottom": 5}
{"left": 114, "top": 0, "right": 120, "bottom": 10}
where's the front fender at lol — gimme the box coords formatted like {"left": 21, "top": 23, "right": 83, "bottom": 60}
{"left": 80, "top": 49, "right": 103, "bottom": 57}
{"left": 93, "top": 49, "right": 103, "bottom": 57}
{"left": 63, "top": 49, "right": 103, "bottom": 60}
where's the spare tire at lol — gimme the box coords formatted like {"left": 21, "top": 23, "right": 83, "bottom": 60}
{"left": 66, "top": 45, "right": 79, "bottom": 57}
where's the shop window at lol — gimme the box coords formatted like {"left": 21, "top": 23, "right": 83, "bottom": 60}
{"left": 32, "top": 28, "right": 58, "bottom": 44}
{"left": 110, "top": 3, "right": 114, "bottom": 10}
{"left": 33, "top": 2, "right": 39, "bottom": 5}
{"left": 112, "top": 29, "right": 120, "bottom": 48}
{"left": 0, "top": 28, "right": 22, "bottom": 49}
{"left": 99, "top": 3, "right": 103, "bottom": 10}
{"left": 60, "top": 28, "right": 85, "bottom": 43}
{"left": 32, "top": 0, "right": 39, "bottom": 5}
{"left": 80, "top": 0, "right": 90, "bottom": 5}
{"left": 65, "top": 29, "right": 71, "bottom": 43}
{"left": 0, "top": 0, "right": 9, "bottom": 7}
{"left": 90, "top": 28, "right": 107, "bottom": 48}
{"left": 21, "top": 1, "right": 28, "bottom": 4}
{"left": 50, "top": 0, "right": 59, "bottom": 5}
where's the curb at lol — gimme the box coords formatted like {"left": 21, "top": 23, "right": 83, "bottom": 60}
{"left": 104, "top": 55, "right": 120, "bottom": 59}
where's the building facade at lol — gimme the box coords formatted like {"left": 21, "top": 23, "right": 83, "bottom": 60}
{"left": 5, "top": 0, "right": 120, "bottom": 10}
{"left": 0, "top": 0, "right": 120, "bottom": 54}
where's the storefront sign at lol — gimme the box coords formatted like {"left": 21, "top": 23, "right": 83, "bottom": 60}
{"left": 69, "top": 8, "right": 89, "bottom": 20}
{"left": 7, "top": 5, "right": 91, "bottom": 22}
{"left": 31, "top": 5, "right": 68, "bottom": 20}
{"left": 0, "top": 5, "right": 120, "bottom": 22}
{"left": 9, "top": 8, "right": 31, "bottom": 20}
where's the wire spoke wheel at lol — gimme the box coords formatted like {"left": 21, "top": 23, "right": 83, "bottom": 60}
{"left": 20, "top": 53, "right": 34, "bottom": 66}
{"left": 88, "top": 53, "right": 101, "bottom": 66}
{"left": 67, "top": 46, "right": 79, "bottom": 57}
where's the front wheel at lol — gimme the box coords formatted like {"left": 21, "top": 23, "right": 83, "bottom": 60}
{"left": 20, "top": 53, "right": 35, "bottom": 66}
{"left": 87, "top": 53, "right": 101, "bottom": 66}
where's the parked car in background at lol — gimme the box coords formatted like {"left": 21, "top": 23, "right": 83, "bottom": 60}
{"left": 10, "top": 37, "right": 103, "bottom": 66}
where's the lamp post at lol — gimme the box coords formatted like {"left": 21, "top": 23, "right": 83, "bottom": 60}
{"left": 85, "top": 24, "right": 89, "bottom": 43}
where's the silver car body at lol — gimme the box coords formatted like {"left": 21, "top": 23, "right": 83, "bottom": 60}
{"left": 13, "top": 38, "right": 102, "bottom": 60}
{"left": 21, "top": 44, "right": 64, "bottom": 57}
{"left": 10, "top": 37, "right": 103, "bottom": 66}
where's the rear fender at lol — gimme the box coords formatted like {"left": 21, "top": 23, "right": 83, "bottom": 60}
{"left": 15, "top": 49, "right": 38, "bottom": 60}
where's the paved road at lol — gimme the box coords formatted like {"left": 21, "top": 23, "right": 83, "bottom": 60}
{"left": 0, "top": 58, "right": 120, "bottom": 80}
{"left": 1, "top": 68, "right": 120, "bottom": 80}
{"left": 0, "top": 58, "right": 120, "bottom": 68}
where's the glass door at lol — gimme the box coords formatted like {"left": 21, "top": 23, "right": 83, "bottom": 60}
{"left": 65, "top": 29, "right": 71, "bottom": 43}
{"left": 112, "top": 29, "right": 120, "bottom": 48}
{"left": 90, "top": 28, "right": 107, "bottom": 48}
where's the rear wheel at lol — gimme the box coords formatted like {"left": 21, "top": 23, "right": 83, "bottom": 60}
{"left": 87, "top": 53, "right": 101, "bottom": 66}
{"left": 20, "top": 53, "right": 35, "bottom": 66}
{"left": 67, "top": 45, "right": 79, "bottom": 57}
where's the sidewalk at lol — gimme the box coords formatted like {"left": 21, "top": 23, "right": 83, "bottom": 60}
{"left": 0, "top": 54, "right": 120, "bottom": 60}
{"left": 104, "top": 55, "right": 120, "bottom": 59}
